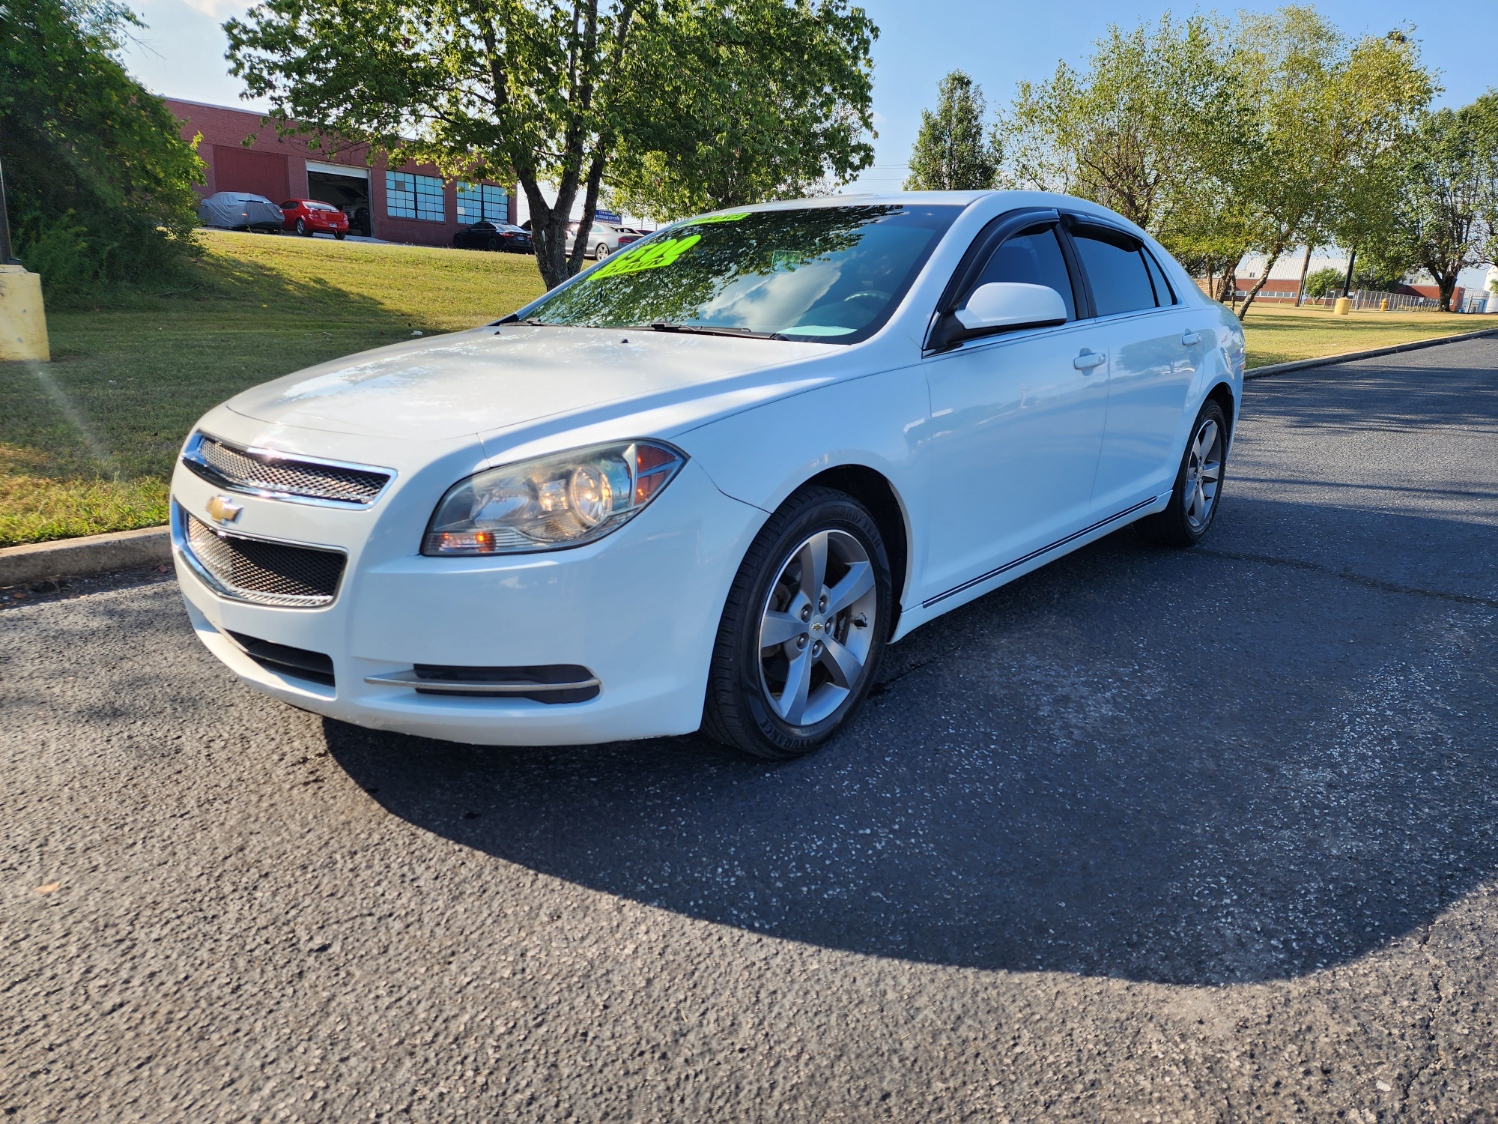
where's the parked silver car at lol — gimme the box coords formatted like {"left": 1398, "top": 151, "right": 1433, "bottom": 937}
{"left": 564, "top": 221, "right": 642, "bottom": 260}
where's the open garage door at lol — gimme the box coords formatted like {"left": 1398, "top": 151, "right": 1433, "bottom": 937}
{"left": 307, "top": 161, "right": 372, "bottom": 237}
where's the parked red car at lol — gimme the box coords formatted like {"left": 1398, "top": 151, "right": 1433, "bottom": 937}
{"left": 280, "top": 199, "right": 350, "bottom": 239}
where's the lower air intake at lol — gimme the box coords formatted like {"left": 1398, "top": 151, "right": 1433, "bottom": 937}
{"left": 185, "top": 513, "right": 345, "bottom": 608}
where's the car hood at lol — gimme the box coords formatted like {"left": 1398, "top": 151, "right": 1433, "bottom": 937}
{"left": 225, "top": 325, "right": 833, "bottom": 441}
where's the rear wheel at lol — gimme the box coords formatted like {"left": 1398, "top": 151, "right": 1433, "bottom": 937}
{"left": 703, "top": 487, "right": 891, "bottom": 759}
{"left": 1139, "top": 399, "right": 1228, "bottom": 547}
{"left": 595, "top": 242, "right": 610, "bottom": 260}
{"left": 295, "top": 218, "right": 308, "bottom": 236}
{"left": 335, "top": 230, "right": 346, "bottom": 241}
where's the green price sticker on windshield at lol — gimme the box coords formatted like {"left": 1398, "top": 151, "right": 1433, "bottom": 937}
{"left": 688, "top": 212, "right": 750, "bottom": 225}
{"left": 592, "top": 233, "right": 701, "bottom": 279}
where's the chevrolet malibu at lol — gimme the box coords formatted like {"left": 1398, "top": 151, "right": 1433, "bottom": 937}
{"left": 171, "top": 191, "right": 1246, "bottom": 759}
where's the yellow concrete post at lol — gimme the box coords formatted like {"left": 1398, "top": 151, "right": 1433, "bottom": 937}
{"left": 1333, "top": 296, "right": 1352, "bottom": 316}
{"left": 0, "top": 264, "right": 49, "bottom": 361}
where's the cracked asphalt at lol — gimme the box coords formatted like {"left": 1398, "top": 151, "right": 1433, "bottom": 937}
{"left": 4, "top": 338, "right": 1497, "bottom": 1122}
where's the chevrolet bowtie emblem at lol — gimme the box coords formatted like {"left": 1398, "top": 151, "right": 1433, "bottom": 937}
{"left": 206, "top": 494, "right": 243, "bottom": 524}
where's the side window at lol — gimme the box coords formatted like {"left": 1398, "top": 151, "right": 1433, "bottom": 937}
{"left": 1072, "top": 229, "right": 1157, "bottom": 316}
{"left": 1142, "top": 248, "right": 1176, "bottom": 306}
{"left": 967, "top": 225, "right": 1076, "bottom": 321}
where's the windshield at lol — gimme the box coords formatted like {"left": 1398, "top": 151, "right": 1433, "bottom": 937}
{"left": 517, "top": 204, "right": 962, "bottom": 343}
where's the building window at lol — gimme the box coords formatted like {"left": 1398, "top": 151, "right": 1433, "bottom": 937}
{"left": 457, "top": 182, "right": 508, "bottom": 223}
{"left": 386, "top": 171, "right": 444, "bottom": 222}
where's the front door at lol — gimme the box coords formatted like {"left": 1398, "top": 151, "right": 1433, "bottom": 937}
{"left": 919, "top": 223, "right": 1110, "bottom": 605}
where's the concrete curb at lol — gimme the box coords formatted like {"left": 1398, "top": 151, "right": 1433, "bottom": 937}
{"left": 1245, "top": 324, "right": 1498, "bottom": 380}
{"left": 3, "top": 323, "right": 1496, "bottom": 588}
{"left": 0, "top": 525, "right": 170, "bottom": 588}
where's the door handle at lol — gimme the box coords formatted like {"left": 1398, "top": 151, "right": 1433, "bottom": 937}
{"left": 1073, "top": 350, "right": 1107, "bottom": 371}
{"left": 1181, "top": 330, "right": 1201, "bottom": 347}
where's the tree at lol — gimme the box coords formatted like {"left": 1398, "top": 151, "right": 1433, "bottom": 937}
{"left": 998, "top": 15, "right": 1241, "bottom": 244}
{"left": 1226, "top": 12, "right": 1431, "bottom": 319}
{"left": 904, "top": 70, "right": 999, "bottom": 191}
{"left": 607, "top": 0, "right": 875, "bottom": 220}
{"left": 1302, "top": 266, "right": 1343, "bottom": 298}
{"left": 226, "top": 0, "right": 878, "bottom": 289}
{"left": 1381, "top": 96, "right": 1498, "bottom": 310}
{"left": 0, "top": 0, "right": 204, "bottom": 300}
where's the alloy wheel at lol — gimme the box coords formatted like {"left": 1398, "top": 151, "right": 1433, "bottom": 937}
{"left": 1184, "top": 416, "right": 1224, "bottom": 531}
{"left": 757, "top": 529, "right": 878, "bottom": 727}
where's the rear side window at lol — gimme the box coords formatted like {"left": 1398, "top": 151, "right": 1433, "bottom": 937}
{"left": 1142, "top": 249, "right": 1177, "bottom": 306}
{"left": 1072, "top": 229, "right": 1157, "bottom": 317}
{"left": 969, "top": 226, "right": 1077, "bottom": 321}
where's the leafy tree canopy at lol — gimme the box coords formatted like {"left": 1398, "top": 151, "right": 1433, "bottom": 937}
{"left": 996, "top": 8, "right": 1435, "bottom": 319}
{"left": 606, "top": 0, "right": 876, "bottom": 221}
{"left": 227, "top": 0, "right": 878, "bottom": 288}
{"left": 0, "top": 0, "right": 204, "bottom": 300}
{"left": 904, "top": 70, "right": 999, "bottom": 191}
{"left": 1000, "top": 14, "right": 1236, "bottom": 238}
{"left": 1381, "top": 95, "right": 1498, "bottom": 309}
{"left": 1302, "top": 266, "right": 1343, "bottom": 298}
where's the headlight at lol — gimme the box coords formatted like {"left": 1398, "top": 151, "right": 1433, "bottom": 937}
{"left": 422, "top": 440, "right": 687, "bottom": 555}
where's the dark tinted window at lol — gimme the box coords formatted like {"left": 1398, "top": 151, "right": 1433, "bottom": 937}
{"left": 1073, "top": 230, "right": 1157, "bottom": 316}
{"left": 1142, "top": 249, "right": 1176, "bottom": 305}
{"left": 970, "top": 226, "right": 1076, "bottom": 321}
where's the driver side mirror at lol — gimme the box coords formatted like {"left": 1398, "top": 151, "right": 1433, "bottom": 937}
{"left": 954, "top": 282, "right": 1069, "bottom": 334}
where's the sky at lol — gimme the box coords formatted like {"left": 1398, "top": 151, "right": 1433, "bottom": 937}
{"left": 120, "top": 0, "right": 1498, "bottom": 198}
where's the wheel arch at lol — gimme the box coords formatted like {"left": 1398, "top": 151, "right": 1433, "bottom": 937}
{"left": 793, "top": 463, "right": 911, "bottom": 636}
{"left": 1206, "top": 380, "right": 1236, "bottom": 438}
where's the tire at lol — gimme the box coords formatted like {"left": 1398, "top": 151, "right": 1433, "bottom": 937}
{"left": 703, "top": 487, "right": 891, "bottom": 759}
{"left": 487, "top": 236, "right": 500, "bottom": 251}
{"left": 595, "top": 242, "right": 610, "bottom": 260}
{"left": 295, "top": 218, "right": 307, "bottom": 236}
{"left": 1138, "top": 398, "right": 1228, "bottom": 547}
{"left": 335, "top": 231, "right": 346, "bottom": 241}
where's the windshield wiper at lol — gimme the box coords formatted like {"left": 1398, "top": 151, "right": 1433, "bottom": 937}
{"left": 647, "top": 321, "right": 788, "bottom": 341}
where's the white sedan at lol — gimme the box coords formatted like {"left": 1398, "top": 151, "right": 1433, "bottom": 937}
{"left": 171, "top": 191, "right": 1245, "bottom": 758}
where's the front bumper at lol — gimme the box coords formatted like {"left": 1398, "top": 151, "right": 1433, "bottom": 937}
{"left": 172, "top": 451, "right": 765, "bottom": 746}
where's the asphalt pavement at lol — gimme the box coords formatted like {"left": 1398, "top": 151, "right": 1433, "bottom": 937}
{"left": 4, "top": 338, "right": 1497, "bottom": 1122}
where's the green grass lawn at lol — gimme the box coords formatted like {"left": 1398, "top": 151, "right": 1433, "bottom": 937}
{"left": 1, "top": 231, "right": 1491, "bottom": 546}
{"left": 1239, "top": 303, "right": 1488, "bottom": 368}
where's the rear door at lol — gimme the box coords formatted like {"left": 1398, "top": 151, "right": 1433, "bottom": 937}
{"left": 1064, "top": 220, "right": 1199, "bottom": 513}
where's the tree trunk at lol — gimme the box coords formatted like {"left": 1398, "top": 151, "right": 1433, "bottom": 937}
{"left": 1341, "top": 247, "right": 1357, "bottom": 297}
{"left": 1236, "top": 252, "right": 1283, "bottom": 322}
{"left": 1293, "top": 244, "right": 1312, "bottom": 307}
{"left": 1436, "top": 272, "right": 1458, "bottom": 312}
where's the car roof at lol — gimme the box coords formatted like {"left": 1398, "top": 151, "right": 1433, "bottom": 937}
{"left": 685, "top": 190, "right": 1145, "bottom": 239}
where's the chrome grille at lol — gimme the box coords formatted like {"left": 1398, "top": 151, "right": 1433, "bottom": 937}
{"left": 184, "top": 434, "right": 391, "bottom": 506}
{"left": 184, "top": 513, "right": 345, "bottom": 607}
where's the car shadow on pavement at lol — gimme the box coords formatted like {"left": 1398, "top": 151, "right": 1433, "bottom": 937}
{"left": 324, "top": 495, "right": 1498, "bottom": 987}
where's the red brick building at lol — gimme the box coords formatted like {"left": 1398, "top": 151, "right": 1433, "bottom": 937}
{"left": 167, "top": 98, "right": 516, "bottom": 246}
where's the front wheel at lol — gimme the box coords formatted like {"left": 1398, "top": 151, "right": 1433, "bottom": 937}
{"left": 703, "top": 487, "right": 891, "bottom": 759}
{"left": 1139, "top": 399, "right": 1228, "bottom": 547}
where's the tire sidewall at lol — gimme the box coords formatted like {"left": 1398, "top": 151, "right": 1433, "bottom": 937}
{"left": 728, "top": 495, "right": 891, "bottom": 755}
{"left": 1171, "top": 400, "right": 1228, "bottom": 544}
